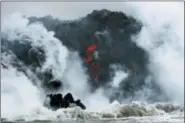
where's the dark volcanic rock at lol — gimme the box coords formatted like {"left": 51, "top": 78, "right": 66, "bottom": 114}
{"left": 2, "top": 9, "right": 166, "bottom": 102}
{"left": 29, "top": 9, "right": 150, "bottom": 98}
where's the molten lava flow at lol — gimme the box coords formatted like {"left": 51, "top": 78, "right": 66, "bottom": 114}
{"left": 84, "top": 43, "right": 102, "bottom": 79}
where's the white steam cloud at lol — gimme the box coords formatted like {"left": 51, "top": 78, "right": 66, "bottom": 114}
{"left": 1, "top": 13, "right": 110, "bottom": 119}
{"left": 124, "top": 2, "right": 184, "bottom": 104}
{"left": 110, "top": 64, "right": 129, "bottom": 88}
{"left": 1, "top": 66, "right": 42, "bottom": 119}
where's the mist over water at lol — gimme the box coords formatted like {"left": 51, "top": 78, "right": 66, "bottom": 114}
{"left": 1, "top": 2, "right": 184, "bottom": 122}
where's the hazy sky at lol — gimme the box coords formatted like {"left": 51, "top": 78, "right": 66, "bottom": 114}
{"left": 2, "top": 2, "right": 183, "bottom": 20}
{"left": 1, "top": 2, "right": 134, "bottom": 20}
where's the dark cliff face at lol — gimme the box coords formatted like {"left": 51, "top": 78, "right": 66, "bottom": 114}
{"left": 2, "top": 9, "right": 166, "bottom": 102}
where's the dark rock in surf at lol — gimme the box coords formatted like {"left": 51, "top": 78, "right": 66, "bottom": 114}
{"left": 45, "top": 93, "right": 86, "bottom": 110}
